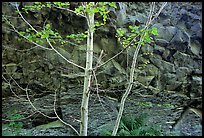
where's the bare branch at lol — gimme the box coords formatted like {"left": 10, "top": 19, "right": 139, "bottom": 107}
{"left": 97, "top": 2, "right": 168, "bottom": 70}
{"left": 151, "top": 2, "right": 167, "bottom": 23}
{"left": 3, "top": 12, "right": 85, "bottom": 70}
{"left": 3, "top": 16, "right": 52, "bottom": 50}
{"left": 52, "top": 5, "right": 87, "bottom": 19}
{"left": 25, "top": 85, "right": 58, "bottom": 119}
{"left": 93, "top": 50, "right": 104, "bottom": 70}
{"left": 16, "top": 5, "right": 38, "bottom": 33}
{"left": 92, "top": 70, "right": 113, "bottom": 122}
{"left": 46, "top": 38, "right": 85, "bottom": 70}
{"left": 96, "top": 35, "right": 140, "bottom": 69}
{"left": 2, "top": 74, "right": 23, "bottom": 99}
{"left": 54, "top": 88, "right": 80, "bottom": 135}
{"left": 2, "top": 69, "right": 58, "bottom": 120}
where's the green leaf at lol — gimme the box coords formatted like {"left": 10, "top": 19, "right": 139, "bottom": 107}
{"left": 46, "top": 3, "right": 51, "bottom": 7}
{"left": 127, "top": 37, "right": 132, "bottom": 41}
{"left": 36, "top": 31, "right": 42, "bottom": 37}
{"left": 116, "top": 28, "right": 125, "bottom": 37}
{"left": 108, "top": 2, "right": 117, "bottom": 8}
{"left": 34, "top": 2, "right": 41, "bottom": 5}
{"left": 143, "top": 34, "right": 151, "bottom": 43}
{"left": 45, "top": 24, "right": 51, "bottom": 29}
{"left": 41, "top": 34, "right": 49, "bottom": 39}
{"left": 85, "top": 8, "right": 91, "bottom": 13}
{"left": 99, "top": 2, "right": 105, "bottom": 6}
{"left": 138, "top": 41, "right": 145, "bottom": 45}
{"left": 19, "top": 31, "right": 25, "bottom": 35}
{"left": 151, "top": 27, "right": 158, "bottom": 35}
{"left": 117, "top": 129, "right": 131, "bottom": 136}
{"left": 75, "top": 6, "right": 84, "bottom": 13}
{"left": 93, "top": 7, "right": 99, "bottom": 13}
{"left": 130, "top": 33, "right": 136, "bottom": 37}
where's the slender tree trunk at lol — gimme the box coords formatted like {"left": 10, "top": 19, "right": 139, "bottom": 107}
{"left": 112, "top": 44, "right": 142, "bottom": 136}
{"left": 112, "top": 2, "right": 167, "bottom": 135}
{"left": 80, "top": 2, "right": 94, "bottom": 136}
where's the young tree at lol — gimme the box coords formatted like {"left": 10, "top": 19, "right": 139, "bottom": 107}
{"left": 111, "top": 2, "right": 167, "bottom": 135}
{"left": 3, "top": 2, "right": 116, "bottom": 136}
{"left": 79, "top": 2, "right": 94, "bottom": 135}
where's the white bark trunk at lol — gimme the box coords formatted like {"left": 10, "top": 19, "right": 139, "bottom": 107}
{"left": 112, "top": 44, "right": 142, "bottom": 136}
{"left": 80, "top": 2, "right": 94, "bottom": 136}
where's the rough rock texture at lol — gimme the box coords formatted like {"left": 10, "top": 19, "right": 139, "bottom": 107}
{"left": 2, "top": 2, "right": 202, "bottom": 136}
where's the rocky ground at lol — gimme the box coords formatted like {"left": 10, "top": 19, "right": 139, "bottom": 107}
{"left": 2, "top": 88, "right": 202, "bottom": 136}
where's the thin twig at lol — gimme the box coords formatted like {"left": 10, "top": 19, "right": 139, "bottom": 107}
{"left": 4, "top": 11, "right": 85, "bottom": 70}
{"left": 150, "top": 2, "right": 167, "bottom": 23}
{"left": 3, "top": 16, "right": 52, "bottom": 50}
{"left": 53, "top": 88, "right": 80, "bottom": 135}
{"left": 3, "top": 72, "right": 58, "bottom": 120}
{"left": 92, "top": 70, "right": 113, "bottom": 122}
{"left": 46, "top": 38, "right": 85, "bottom": 70}
{"left": 96, "top": 35, "right": 139, "bottom": 69}
{"left": 16, "top": 5, "right": 38, "bottom": 33}
{"left": 93, "top": 50, "right": 103, "bottom": 71}
{"left": 25, "top": 85, "right": 57, "bottom": 119}
{"left": 2, "top": 74, "right": 22, "bottom": 99}
{"left": 52, "top": 5, "right": 87, "bottom": 19}
{"left": 2, "top": 43, "right": 39, "bottom": 52}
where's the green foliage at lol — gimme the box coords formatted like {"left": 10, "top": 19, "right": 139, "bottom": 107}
{"left": 116, "top": 28, "right": 125, "bottom": 37}
{"left": 53, "top": 2, "right": 70, "bottom": 8}
{"left": 163, "top": 103, "right": 174, "bottom": 108}
{"left": 66, "top": 32, "right": 88, "bottom": 44}
{"left": 138, "top": 101, "right": 153, "bottom": 107}
{"left": 22, "top": 2, "right": 70, "bottom": 13}
{"left": 100, "top": 129, "right": 112, "bottom": 136}
{"left": 75, "top": 5, "right": 85, "bottom": 15}
{"left": 121, "top": 113, "right": 148, "bottom": 131}
{"left": 22, "top": 2, "right": 49, "bottom": 13}
{"left": 116, "top": 26, "right": 158, "bottom": 48}
{"left": 19, "top": 2, "right": 117, "bottom": 47}
{"left": 117, "top": 128, "right": 131, "bottom": 136}
{"left": 75, "top": 2, "right": 116, "bottom": 28}
{"left": 18, "top": 22, "right": 88, "bottom": 46}
{"left": 150, "top": 27, "right": 159, "bottom": 35}
{"left": 5, "top": 110, "right": 23, "bottom": 120}
{"left": 2, "top": 110, "right": 31, "bottom": 136}
{"left": 101, "top": 113, "right": 161, "bottom": 136}
{"left": 100, "top": 113, "right": 179, "bottom": 136}
{"left": 18, "top": 23, "right": 63, "bottom": 45}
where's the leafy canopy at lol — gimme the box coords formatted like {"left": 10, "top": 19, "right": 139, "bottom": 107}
{"left": 116, "top": 25, "right": 158, "bottom": 48}
{"left": 19, "top": 2, "right": 117, "bottom": 46}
